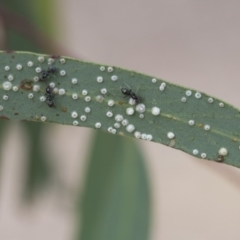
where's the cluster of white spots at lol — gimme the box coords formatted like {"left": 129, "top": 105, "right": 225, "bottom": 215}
{"left": 159, "top": 82, "right": 166, "bottom": 91}
{"left": 193, "top": 149, "right": 199, "bottom": 155}
{"left": 71, "top": 111, "right": 78, "bottom": 118}
{"left": 3, "top": 95, "right": 8, "bottom": 100}
{"left": 107, "top": 67, "right": 113, "bottom": 72}
{"left": 40, "top": 116, "right": 46, "bottom": 122}
{"left": 12, "top": 86, "right": 18, "bottom": 91}
{"left": 111, "top": 75, "right": 118, "bottom": 81}
{"left": 108, "top": 127, "right": 117, "bottom": 134}
{"left": 80, "top": 115, "right": 87, "bottom": 121}
{"left": 0, "top": 105, "right": 4, "bottom": 111}
{"left": 188, "top": 120, "right": 195, "bottom": 126}
{"left": 33, "top": 85, "right": 40, "bottom": 92}
{"left": 115, "top": 114, "right": 123, "bottom": 122}
{"left": 4, "top": 66, "right": 10, "bottom": 71}
{"left": 28, "top": 93, "right": 34, "bottom": 99}
{"left": 100, "top": 66, "right": 105, "bottom": 71}
{"left": 73, "top": 120, "right": 79, "bottom": 126}
{"left": 201, "top": 153, "right": 207, "bottom": 158}
{"left": 126, "top": 124, "right": 135, "bottom": 133}
{"left": 59, "top": 58, "right": 66, "bottom": 64}
{"left": 167, "top": 132, "right": 175, "bottom": 139}
{"left": 3, "top": 81, "right": 12, "bottom": 91}
{"left": 114, "top": 122, "right": 121, "bottom": 128}
{"left": 97, "top": 76, "right": 103, "bottom": 83}
{"left": 208, "top": 98, "right": 214, "bottom": 103}
{"left": 185, "top": 90, "right": 192, "bottom": 96}
{"left": 108, "top": 99, "right": 115, "bottom": 106}
{"left": 16, "top": 64, "right": 23, "bottom": 70}
{"left": 27, "top": 61, "right": 34, "bottom": 67}
{"left": 141, "top": 133, "right": 153, "bottom": 141}
{"left": 35, "top": 67, "right": 41, "bottom": 73}
{"left": 38, "top": 56, "right": 45, "bottom": 62}
{"left": 96, "top": 95, "right": 104, "bottom": 103}
{"left": 60, "top": 70, "right": 66, "bottom": 76}
{"left": 152, "top": 78, "right": 157, "bottom": 83}
{"left": 85, "top": 107, "right": 91, "bottom": 113}
{"left": 48, "top": 58, "right": 54, "bottom": 64}
{"left": 129, "top": 98, "right": 136, "bottom": 105}
{"left": 49, "top": 82, "right": 55, "bottom": 88}
{"left": 106, "top": 111, "right": 113, "bottom": 117}
{"left": 181, "top": 97, "right": 187, "bottom": 102}
{"left": 204, "top": 124, "right": 210, "bottom": 131}
{"left": 58, "top": 88, "right": 66, "bottom": 95}
{"left": 39, "top": 96, "right": 46, "bottom": 102}
{"left": 139, "top": 114, "right": 144, "bottom": 119}
{"left": 33, "top": 76, "right": 39, "bottom": 82}
{"left": 219, "top": 102, "right": 224, "bottom": 107}
{"left": 8, "top": 75, "right": 14, "bottom": 81}
{"left": 95, "top": 122, "right": 102, "bottom": 128}
{"left": 72, "top": 93, "right": 78, "bottom": 100}
{"left": 134, "top": 131, "right": 141, "bottom": 138}
{"left": 71, "top": 78, "right": 78, "bottom": 84}
{"left": 85, "top": 96, "right": 91, "bottom": 102}
{"left": 136, "top": 103, "right": 145, "bottom": 113}
{"left": 218, "top": 147, "right": 228, "bottom": 156}
{"left": 151, "top": 106, "right": 160, "bottom": 116}
{"left": 195, "top": 92, "right": 202, "bottom": 99}
{"left": 100, "top": 88, "right": 107, "bottom": 94}
{"left": 126, "top": 107, "right": 134, "bottom": 115}
{"left": 82, "top": 90, "right": 88, "bottom": 95}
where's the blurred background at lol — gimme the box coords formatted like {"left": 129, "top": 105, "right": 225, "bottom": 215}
{"left": 1, "top": 1, "right": 240, "bottom": 240}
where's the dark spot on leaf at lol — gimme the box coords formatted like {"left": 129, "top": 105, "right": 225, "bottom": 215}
{"left": 14, "top": 112, "right": 19, "bottom": 115}
{"left": 56, "top": 114, "right": 59, "bottom": 116}
{"left": 0, "top": 115, "right": 9, "bottom": 120}
{"left": 5, "top": 50, "right": 15, "bottom": 54}
{"left": 20, "top": 80, "right": 33, "bottom": 90}
{"left": 61, "top": 107, "right": 67, "bottom": 112}
{"left": 216, "top": 155, "right": 224, "bottom": 162}
{"left": 50, "top": 55, "right": 60, "bottom": 59}
{"left": 198, "top": 123, "right": 203, "bottom": 127}
{"left": 119, "top": 101, "right": 124, "bottom": 105}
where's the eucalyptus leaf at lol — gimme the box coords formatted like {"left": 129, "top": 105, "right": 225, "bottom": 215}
{"left": 79, "top": 132, "right": 150, "bottom": 240}
{"left": 0, "top": 51, "right": 239, "bottom": 168}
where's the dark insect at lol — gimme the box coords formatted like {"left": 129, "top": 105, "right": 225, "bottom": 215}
{"left": 45, "top": 85, "right": 55, "bottom": 107}
{"left": 121, "top": 87, "right": 140, "bottom": 103}
{"left": 39, "top": 66, "right": 57, "bottom": 81}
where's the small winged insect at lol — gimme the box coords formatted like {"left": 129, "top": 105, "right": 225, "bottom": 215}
{"left": 121, "top": 85, "right": 140, "bottom": 103}
{"left": 39, "top": 66, "right": 57, "bottom": 81}
{"left": 45, "top": 85, "right": 55, "bottom": 107}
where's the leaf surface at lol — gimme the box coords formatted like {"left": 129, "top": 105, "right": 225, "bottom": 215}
{"left": 0, "top": 51, "right": 240, "bottom": 167}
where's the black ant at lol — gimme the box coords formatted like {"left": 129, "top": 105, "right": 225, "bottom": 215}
{"left": 39, "top": 66, "right": 57, "bottom": 81}
{"left": 121, "top": 87, "right": 140, "bottom": 103}
{"left": 45, "top": 85, "right": 55, "bottom": 108}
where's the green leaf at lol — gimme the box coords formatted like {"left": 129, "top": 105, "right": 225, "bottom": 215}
{"left": 0, "top": 51, "right": 240, "bottom": 168}
{"left": 78, "top": 132, "right": 150, "bottom": 240}
{"left": 22, "top": 121, "right": 52, "bottom": 199}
